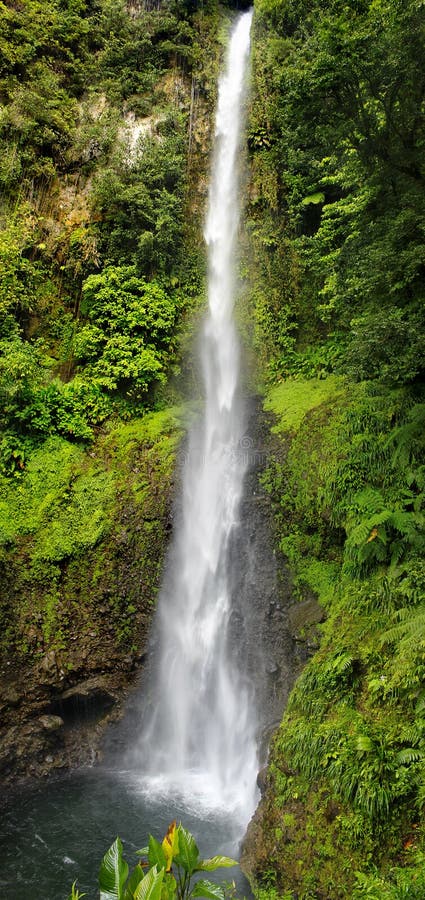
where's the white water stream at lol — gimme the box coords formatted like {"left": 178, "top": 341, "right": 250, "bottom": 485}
{"left": 132, "top": 10, "right": 258, "bottom": 832}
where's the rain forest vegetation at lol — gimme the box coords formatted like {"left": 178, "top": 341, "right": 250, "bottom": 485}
{"left": 0, "top": 0, "right": 223, "bottom": 665}
{"left": 245, "top": 0, "right": 425, "bottom": 895}
{"left": 0, "top": 0, "right": 221, "bottom": 461}
{"left": 2, "top": 0, "right": 425, "bottom": 896}
{"left": 68, "top": 821, "right": 238, "bottom": 900}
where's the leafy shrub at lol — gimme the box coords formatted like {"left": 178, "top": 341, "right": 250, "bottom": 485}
{"left": 353, "top": 859, "right": 425, "bottom": 899}
{"left": 17, "top": 380, "right": 112, "bottom": 440}
{"left": 69, "top": 822, "right": 237, "bottom": 900}
{"left": 0, "top": 336, "right": 112, "bottom": 442}
{"left": 77, "top": 265, "right": 178, "bottom": 396}
{"left": 346, "top": 307, "right": 425, "bottom": 385}
{"left": 0, "top": 214, "right": 45, "bottom": 338}
{"left": 0, "top": 433, "right": 31, "bottom": 476}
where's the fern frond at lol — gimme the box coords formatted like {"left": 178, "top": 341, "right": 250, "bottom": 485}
{"left": 352, "top": 487, "right": 386, "bottom": 515}
{"left": 396, "top": 747, "right": 424, "bottom": 766}
{"left": 390, "top": 509, "right": 423, "bottom": 537}
{"left": 389, "top": 403, "right": 425, "bottom": 467}
{"left": 399, "top": 723, "right": 423, "bottom": 745}
{"left": 389, "top": 539, "right": 408, "bottom": 566}
{"left": 381, "top": 605, "right": 425, "bottom": 647}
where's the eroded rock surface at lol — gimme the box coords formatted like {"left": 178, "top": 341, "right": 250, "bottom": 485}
{"left": 0, "top": 665, "right": 139, "bottom": 783}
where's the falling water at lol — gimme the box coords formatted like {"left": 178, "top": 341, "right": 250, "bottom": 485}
{"left": 132, "top": 9, "right": 257, "bottom": 831}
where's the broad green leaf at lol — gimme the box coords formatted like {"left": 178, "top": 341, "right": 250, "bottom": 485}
{"left": 99, "top": 837, "right": 129, "bottom": 900}
{"left": 134, "top": 866, "right": 164, "bottom": 900}
{"left": 124, "top": 865, "right": 144, "bottom": 900}
{"left": 174, "top": 826, "right": 200, "bottom": 875}
{"left": 136, "top": 848, "right": 149, "bottom": 857}
{"left": 301, "top": 192, "right": 325, "bottom": 206}
{"left": 149, "top": 835, "right": 167, "bottom": 871}
{"left": 195, "top": 857, "right": 238, "bottom": 873}
{"left": 191, "top": 879, "right": 225, "bottom": 900}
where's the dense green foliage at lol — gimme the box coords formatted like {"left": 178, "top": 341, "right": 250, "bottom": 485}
{"left": 245, "top": 0, "right": 425, "bottom": 896}
{"left": 248, "top": 0, "right": 425, "bottom": 385}
{"left": 0, "top": 407, "right": 182, "bottom": 664}
{"left": 0, "top": 0, "right": 222, "bottom": 456}
{"left": 256, "top": 377, "right": 425, "bottom": 896}
{"left": 0, "top": 0, "right": 223, "bottom": 667}
{"left": 77, "top": 266, "right": 178, "bottom": 394}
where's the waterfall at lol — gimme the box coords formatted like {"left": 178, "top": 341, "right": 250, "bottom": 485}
{"left": 132, "top": 9, "right": 257, "bottom": 831}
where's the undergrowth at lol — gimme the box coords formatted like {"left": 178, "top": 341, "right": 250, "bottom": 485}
{"left": 255, "top": 375, "right": 425, "bottom": 898}
{"left": 0, "top": 407, "right": 183, "bottom": 663}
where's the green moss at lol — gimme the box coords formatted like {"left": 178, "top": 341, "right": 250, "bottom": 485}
{"left": 0, "top": 407, "right": 184, "bottom": 661}
{"left": 101, "top": 406, "right": 184, "bottom": 454}
{"left": 0, "top": 437, "right": 83, "bottom": 545}
{"left": 264, "top": 375, "right": 345, "bottom": 433}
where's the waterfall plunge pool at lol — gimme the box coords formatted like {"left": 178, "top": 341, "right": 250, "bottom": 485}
{"left": 1, "top": 768, "right": 254, "bottom": 900}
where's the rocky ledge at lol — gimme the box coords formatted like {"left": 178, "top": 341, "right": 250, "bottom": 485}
{"left": 0, "top": 653, "right": 146, "bottom": 785}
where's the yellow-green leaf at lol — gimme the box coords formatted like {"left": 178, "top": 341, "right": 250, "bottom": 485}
{"left": 162, "top": 822, "right": 179, "bottom": 872}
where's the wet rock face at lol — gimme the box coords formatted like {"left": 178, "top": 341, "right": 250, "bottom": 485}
{"left": 288, "top": 595, "right": 325, "bottom": 652}
{"left": 0, "top": 669, "right": 137, "bottom": 784}
{"left": 238, "top": 405, "right": 328, "bottom": 892}
{"left": 48, "top": 678, "right": 117, "bottom": 724}
{"left": 0, "top": 715, "right": 65, "bottom": 782}
{"left": 228, "top": 399, "right": 310, "bottom": 765}
{"left": 38, "top": 715, "right": 65, "bottom": 731}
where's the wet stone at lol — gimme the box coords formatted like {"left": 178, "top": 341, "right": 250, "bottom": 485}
{"left": 38, "top": 715, "right": 64, "bottom": 732}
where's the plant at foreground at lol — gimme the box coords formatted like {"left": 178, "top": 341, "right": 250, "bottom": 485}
{"left": 69, "top": 822, "right": 237, "bottom": 900}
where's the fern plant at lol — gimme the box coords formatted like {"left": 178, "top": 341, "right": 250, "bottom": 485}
{"left": 388, "top": 402, "right": 425, "bottom": 478}
{"left": 382, "top": 605, "right": 425, "bottom": 651}
{"left": 344, "top": 487, "right": 424, "bottom": 577}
